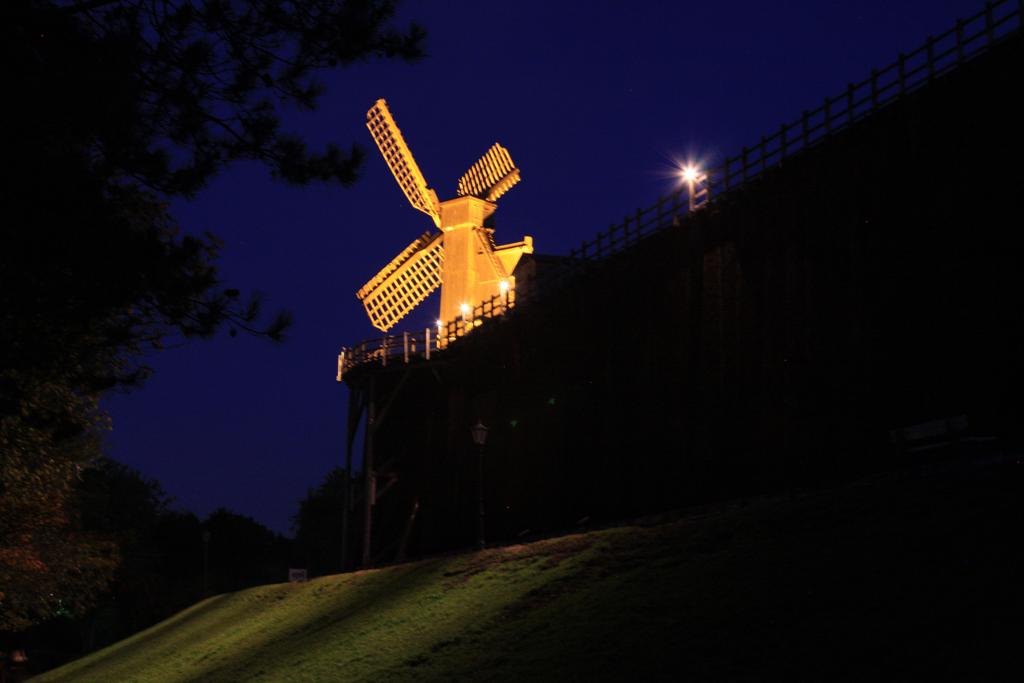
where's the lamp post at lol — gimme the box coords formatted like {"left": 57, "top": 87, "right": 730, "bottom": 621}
{"left": 499, "top": 279, "right": 510, "bottom": 311}
{"left": 682, "top": 164, "right": 699, "bottom": 211}
{"left": 470, "top": 420, "right": 489, "bottom": 549}
{"left": 680, "top": 163, "right": 707, "bottom": 212}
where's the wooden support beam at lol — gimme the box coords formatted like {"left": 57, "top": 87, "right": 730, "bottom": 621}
{"left": 341, "top": 385, "right": 365, "bottom": 571}
{"left": 395, "top": 498, "right": 420, "bottom": 563}
{"left": 371, "top": 368, "right": 413, "bottom": 435}
{"left": 375, "top": 474, "right": 399, "bottom": 502}
{"left": 361, "top": 376, "right": 376, "bottom": 567}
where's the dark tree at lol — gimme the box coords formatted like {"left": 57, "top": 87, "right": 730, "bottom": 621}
{"left": 202, "top": 509, "right": 292, "bottom": 593}
{"left": 8, "top": 0, "right": 424, "bottom": 195}
{"left": 23, "top": 461, "right": 197, "bottom": 665}
{"left": 1, "top": 0, "right": 424, "bottom": 631}
{"left": 292, "top": 467, "right": 348, "bottom": 576}
{"left": 72, "top": 459, "right": 185, "bottom": 647}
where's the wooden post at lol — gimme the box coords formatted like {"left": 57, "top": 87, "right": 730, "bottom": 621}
{"left": 403, "top": 331, "right": 409, "bottom": 364}
{"left": 381, "top": 336, "right": 388, "bottom": 367}
{"left": 341, "top": 385, "right": 362, "bottom": 570}
{"left": 395, "top": 498, "right": 420, "bottom": 564}
{"left": 425, "top": 328, "right": 431, "bottom": 360}
{"left": 716, "top": 244, "right": 726, "bottom": 398}
{"left": 361, "top": 376, "right": 376, "bottom": 568}
{"left": 685, "top": 207, "right": 705, "bottom": 480}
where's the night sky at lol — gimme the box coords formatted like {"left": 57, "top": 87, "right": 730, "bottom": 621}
{"left": 103, "top": 0, "right": 984, "bottom": 535}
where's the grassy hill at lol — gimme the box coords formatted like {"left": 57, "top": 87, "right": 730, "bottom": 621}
{"left": 38, "top": 452, "right": 1021, "bottom": 682}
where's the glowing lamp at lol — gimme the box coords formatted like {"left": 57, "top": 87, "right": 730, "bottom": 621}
{"left": 470, "top": 420, "right": 489, "bottom": 446}
{"left": 681, "top": 165, "right": 700, "bottom": 183}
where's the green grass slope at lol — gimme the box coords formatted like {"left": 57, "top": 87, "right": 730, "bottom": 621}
{"left": 39, "top": 454, "right": 1022, "bottom": 682}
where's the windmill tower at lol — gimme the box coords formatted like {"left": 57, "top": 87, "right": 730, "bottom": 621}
{"left": 357, "top": 99, "right": 534, "bottom": 332}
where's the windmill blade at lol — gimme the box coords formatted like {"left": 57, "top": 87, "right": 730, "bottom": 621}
{"left": 475, "top": 228, "right": 509, "bottom": 280}
{"left": 366, "top": 99, "right": 441, "bottom": 227}
{"left": 456, "top": 143, "right": 521, "bottom": 202}
{"left": 357, "top": 231, "right": 444, "bottom": 332}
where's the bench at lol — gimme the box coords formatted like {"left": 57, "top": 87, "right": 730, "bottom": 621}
{"left": 889, "top": 414, "right": 999, "bottom": 454}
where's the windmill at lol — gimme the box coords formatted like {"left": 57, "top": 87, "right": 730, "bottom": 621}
{"left": 356, "top": 99, "right": 534, "bottom": 332}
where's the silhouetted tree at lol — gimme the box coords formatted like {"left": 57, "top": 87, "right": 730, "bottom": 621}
{"left": 1, "top": 0, "right": 424, "bottom": 632}
{"left": 203, "top": 509, "right": 292, "bottom": 592}
{"left": 21, "top": 461, "right": 201, "bottom": 667}
{"left": 293, "top": 467, "right": 348, "bottom": 576}
{"left": 8, "top": 0, "right": 424, "bottom": 195}
{"left": 73, "top": 460, "right": 187, "bottom": 646}
{"left": 0, "top": 433, "right": 119, "bottom": 633}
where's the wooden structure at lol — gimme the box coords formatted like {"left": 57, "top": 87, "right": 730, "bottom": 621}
{"left": 338, "top": 1, "right": 1024, "bottom": 568}
{"left": 357, "top": 99, "right": 533, "bottom": 333}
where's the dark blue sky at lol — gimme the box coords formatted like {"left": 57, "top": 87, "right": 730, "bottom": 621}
{"left": 103, "top": 0, "right": 985, "bottom": 535}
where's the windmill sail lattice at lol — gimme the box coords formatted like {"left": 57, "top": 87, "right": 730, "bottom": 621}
{"left": 357, "top": 231, "right": 444, "bottom": 332}
{"left": 366, "top": 100, "right": 441, "bottom": 227}
{"left": 457, "top": 143, "right": 521, "bottom": 202}
{"left": 357, "top": 99, "right": 534, "bottom": 333}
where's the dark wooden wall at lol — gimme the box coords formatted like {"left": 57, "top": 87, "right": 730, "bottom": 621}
{"left": 347, "top": 34, "right": 1024, "bottom": 561}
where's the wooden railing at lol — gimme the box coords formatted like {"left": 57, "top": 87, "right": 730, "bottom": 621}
{"left": 338, "top": 0, "right": 1022, "bottom": 380}
{"left": 559, "top": 0, "right": 1022, "bottom": 266}
{"left": 338, "top": 291, "right": 516, "bottom": 379}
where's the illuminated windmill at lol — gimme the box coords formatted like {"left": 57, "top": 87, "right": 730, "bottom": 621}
{"left": 357, "top": 99, "right": 534, "bottom": 332}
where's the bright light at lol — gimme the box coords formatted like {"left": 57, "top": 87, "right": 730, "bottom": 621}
{"left": 460, "top": 303, "right": 470, "bottom": 321}
{"left": 681, "top": 164, "right": 700, "bottom": 183}
{"left": 498, "top": 280, "right": 509, "bottom": 294}
{"left": 436, "top": 319, "right": 443, "bottom": 330}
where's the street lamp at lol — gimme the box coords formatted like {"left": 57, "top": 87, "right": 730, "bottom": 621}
{"left": 470, "top": 420, "right": 489, "bottom": 549}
